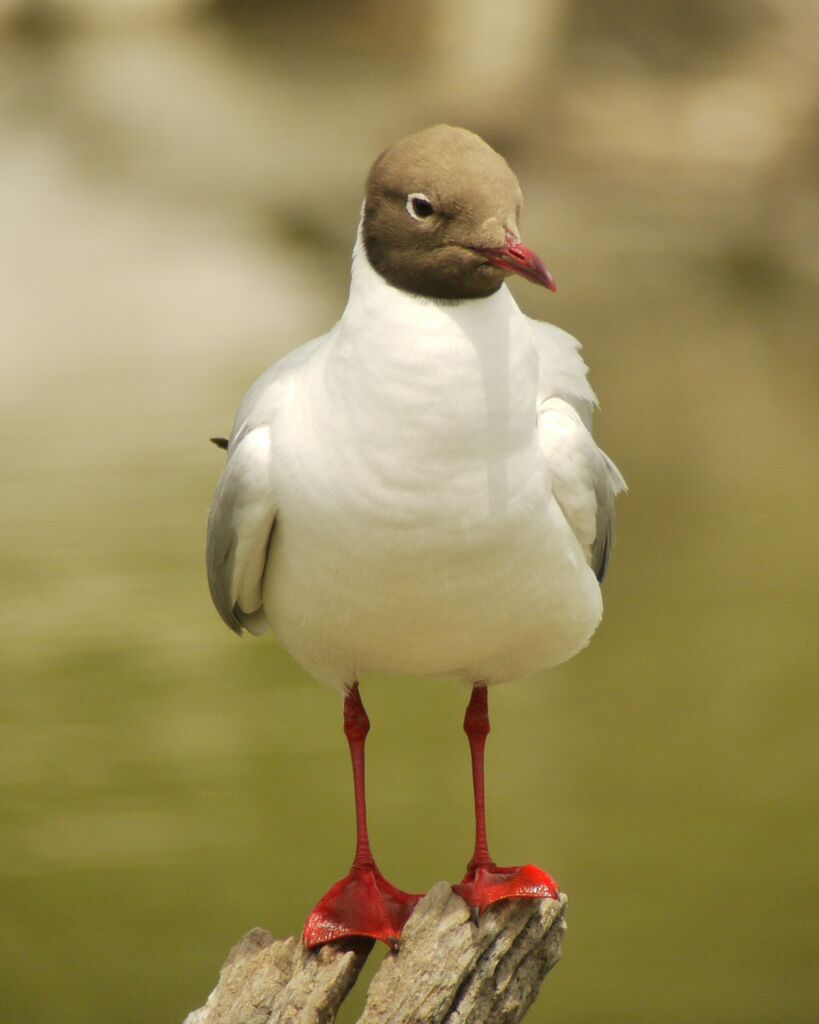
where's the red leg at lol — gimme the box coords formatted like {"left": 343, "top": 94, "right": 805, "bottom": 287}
{"left": 303, "top": 682, "right": 422, "bottom": 948}
{"left": 452, "top": 685, "right": 559, "bottom": 913}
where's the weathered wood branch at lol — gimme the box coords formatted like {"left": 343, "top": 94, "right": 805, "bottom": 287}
{"left": 184, "top": 882, "right": 567, "bottom": 1024}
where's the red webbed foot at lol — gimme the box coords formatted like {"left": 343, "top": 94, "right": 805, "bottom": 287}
{"left": 452, "top": 862, "right": 559, "bottom": 914}
{"left": 304, "top": 863, "right": 423, "bottom": 948}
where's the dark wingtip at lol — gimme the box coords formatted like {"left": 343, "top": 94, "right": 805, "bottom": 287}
{"left": 210, "top": 436, "right": 229, "bottom": 450}
{"left": 595, "top": 540, "right": 611, "bottom": 584}
{"left": 226, "top": 603, "right": 245, "bottom": 637}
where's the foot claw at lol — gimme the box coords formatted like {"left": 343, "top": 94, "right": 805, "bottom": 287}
{"left": 453, "top": 863, "right": 559, "bottom": 913}
{"left": 304, "top": 864, "right": 422, "bottom": 949}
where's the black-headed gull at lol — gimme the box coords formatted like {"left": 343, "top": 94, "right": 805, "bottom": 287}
{"left": 206, "top": 125, "right": 625, "bottom": 948}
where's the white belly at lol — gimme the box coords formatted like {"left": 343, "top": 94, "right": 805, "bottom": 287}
{"left": 262, "top": 442, "right": 602, "bottom": 689}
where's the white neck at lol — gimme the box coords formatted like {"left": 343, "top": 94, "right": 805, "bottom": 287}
{"left": 312, "top": 229, "right": 538, "bottom": 487}
{"left": 341, "top": 228, "right": 518, "bottom": 356}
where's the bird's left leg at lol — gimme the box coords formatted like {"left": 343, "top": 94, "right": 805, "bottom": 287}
{"left": 453, "top": 684, "right": 559, "bottom": 913}
{"left": 303, "top": 681, "right": 422, "bottom": 948}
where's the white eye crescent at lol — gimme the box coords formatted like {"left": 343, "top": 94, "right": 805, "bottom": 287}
{"left": 406, "top": 192, "right": 435, "bottom": 221}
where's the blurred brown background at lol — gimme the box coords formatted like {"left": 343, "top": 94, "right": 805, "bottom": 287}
{"left": 1, "top": 2, "right": 816, "bottom": 1022}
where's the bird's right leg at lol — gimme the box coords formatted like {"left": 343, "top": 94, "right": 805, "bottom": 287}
{"left": 303, "top": 682, "right": 422, "bottom": 948}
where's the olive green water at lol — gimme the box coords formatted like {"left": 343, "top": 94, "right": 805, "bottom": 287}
{"left": 1, "top": 5, "right": 817, "bottom": 1023}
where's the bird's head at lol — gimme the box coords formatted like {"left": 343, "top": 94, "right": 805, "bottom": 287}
{"left": 362, "top": 124, "right": 556, "bottom": 301}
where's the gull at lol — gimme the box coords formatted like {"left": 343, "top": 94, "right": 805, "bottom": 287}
{"left": 206, "top": 125, "right": 626, "bottom": 949}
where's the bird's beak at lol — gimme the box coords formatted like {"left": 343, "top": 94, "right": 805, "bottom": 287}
{"left": 473, "top": 233, "right": 557, "bottom": 292}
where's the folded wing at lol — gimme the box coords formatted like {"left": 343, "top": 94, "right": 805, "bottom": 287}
{"left": 206, "top": 426, "right": 277, "bottom": 635}
{"left": 530, "top": 320, "right": 626, "bottom": 582}
{"left": 206, "top": 331, "right": 333, "bottom": 637}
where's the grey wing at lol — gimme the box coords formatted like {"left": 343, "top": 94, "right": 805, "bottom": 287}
{"left": 206, "top": 329, "right": 334, "bottom": 635}
{"left": 206, "top": 426, "right": 277, "bottom": 636}
{"left": 537, "top": 396, "right": 627, "bottom": 584}
{"left": 530, "top": 319, "right": 626, "bottom": 581}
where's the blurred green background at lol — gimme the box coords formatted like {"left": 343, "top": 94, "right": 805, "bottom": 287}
{"left": 1, "top": 1, "right": 816, "bottom": 1022}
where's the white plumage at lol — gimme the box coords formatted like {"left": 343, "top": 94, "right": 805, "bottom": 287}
{"left": 207, "top": 231, "right": 625, "bottom": 691}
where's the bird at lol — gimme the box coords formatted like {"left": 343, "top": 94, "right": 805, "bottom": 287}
{"left": 206, "top": 124, "right": 626, "bottom": 950}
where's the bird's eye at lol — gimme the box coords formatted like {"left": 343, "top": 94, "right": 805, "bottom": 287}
{"left": 406, "top": 193, "right": 435, "bottom": 221}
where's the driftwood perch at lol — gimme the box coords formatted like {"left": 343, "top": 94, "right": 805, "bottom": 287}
{"left": 184, "top": 882, "right": 567, "bottom": 1024}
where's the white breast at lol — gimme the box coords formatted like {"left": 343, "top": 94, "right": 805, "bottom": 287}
{"left": 259, "top": 241, "right": 602, "bottom": 689}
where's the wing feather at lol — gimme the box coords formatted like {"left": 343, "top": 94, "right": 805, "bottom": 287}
{"left": 528, "top": 318, "right": 598, "bottom": 428}
{"left": 206, "top": 426, "right": 277, "bottom": 635}
{"left": 590, "top": 450, "right": 627, "bottom": 583}
{"left": 206, "top": 330, "right": 334, "bottom": 637}
{"left": 532, "top": 318, "right": 626, "bottom": 582}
